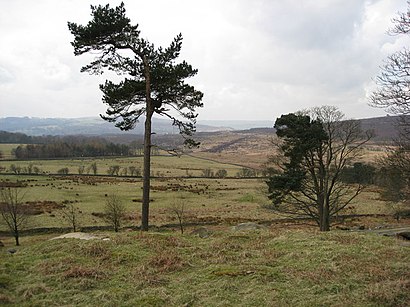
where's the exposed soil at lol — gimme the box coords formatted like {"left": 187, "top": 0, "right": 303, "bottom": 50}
{"left": 24, "top": 201, "right": 65, "bottom": 215}
{"left": 0, "top": 180, "right": 27, "bottom": 188}
{"left": 0, "top": 200, "right": 64, "bottom": 215}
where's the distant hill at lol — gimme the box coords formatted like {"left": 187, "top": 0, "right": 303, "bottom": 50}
{"left": 0, "top": 115, "right": 406, "bottom": 142}
{"left": 0, "top": 116, "right": 232, "bottom": 136}
{"left": 358, "top": 115, "right": 406, "bottom": 141}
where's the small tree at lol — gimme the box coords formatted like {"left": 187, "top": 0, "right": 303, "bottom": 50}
{"left": 237, "top": 168, "right": 257, "bottom": 178}
{"left": 0, "top": 188, "right": 28, "bottom": 246}
{"left": 169, "top": 197, "right": 186, "bottom": 234}
{"left": 104, "top": 195, "right": 126, "bottom": 232}
{"left": 32, "top": 166, "right": 41, "bottom": 174}
{"left": 87, "top": 162, "right": 98, "bottom": 175}
{"left": 107, "top": 165, "right": 120, "bottom": 176}
{"left": 340, "top": 162, "right": 376, "bottom": 185}
{"left": 9, "top": 164, "right": 21, "bottom": 175}
{"left": 57, "top": 167, "right": 69, "bottom": 175}
{"left": 370, "top": 3, "right": 410, "bottom": 218}
{"left": 202, "top": 168, "right": 214, "bottom": 178}
{"left": 215, "top": 169, "right": 228, "bottom": 178}
{"left": 369, "top": 2, "right": 410, "bottom": 138}
{"left": 60, "top": 203, "right": 81, "bottom": 232}
{"left": 266, "top": 106, "right": 372, "bottom": 231}
{"left": 377, "top": 149, "right": 410, "bottom": 218}
{"left": 78, "top": 165, "right": 85, "bottom": 175}
{"left": 128, "top": 166, "right": 141, "bottom": 177}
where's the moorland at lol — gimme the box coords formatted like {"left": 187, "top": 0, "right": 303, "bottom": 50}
{"left": 0, "top": 123, "right": 409, "bottom": 306}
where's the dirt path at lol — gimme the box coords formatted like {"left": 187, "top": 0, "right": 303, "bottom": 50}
{"left": 367, "top": 226, "right": 410, "bottom": 237}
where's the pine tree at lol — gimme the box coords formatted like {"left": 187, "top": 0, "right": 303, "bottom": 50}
{"left": 68, "top": 3, "right": 203, "bottom": 230}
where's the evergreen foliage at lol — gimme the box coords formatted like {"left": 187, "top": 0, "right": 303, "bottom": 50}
{"left": 68, "top": 2, "right": 203, "bottom": 144}
{"left": 68, "top": 2, "right": 203, "bottom": 230}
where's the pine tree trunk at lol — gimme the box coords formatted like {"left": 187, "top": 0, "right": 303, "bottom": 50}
{"left": 141, "top": 56, "right": 152, "bottom": 231}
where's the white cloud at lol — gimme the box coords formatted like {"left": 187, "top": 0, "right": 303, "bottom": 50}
{"left": 0, "top": 0, "right": 408, "bottom": 120}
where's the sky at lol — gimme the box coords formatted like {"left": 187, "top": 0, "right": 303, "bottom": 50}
{"left": 0, "top": 0, "right": 409, "bottom": 121}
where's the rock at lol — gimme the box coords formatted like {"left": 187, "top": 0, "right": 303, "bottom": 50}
{"left": 396, "top": 231, "right": 410, "bottom": 240}
{"left": 190, "top": 227, "right": 212, "bottom": 238}
{"left": 232, "top": 222, "right": 265, "bottom": 232}
{"left": 7, "top": 248, "right": 17, "bottom": 254}
{"left": 335, "top": 225, "right": 350, "bottom": 231}
{"left": 50, "top": 232, "right": 109, "bottom": 241}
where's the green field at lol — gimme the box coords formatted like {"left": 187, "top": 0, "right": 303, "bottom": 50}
{"left": 0, "top": 155, "right": 247, "bottom": 177}
{"left": 0, "top": 154, "right": 393, "bottom": 232}
{"left": 0, "top": 155, "right": 270, "bottom": 231}
{"left": 0, "top": 229, "right": 409, "bottom": 306}
{"left": 0, "top": 154, "right": 409, "bottom": 306}
{"left": 0, "top": 144, "right": 19, "bottom": 160}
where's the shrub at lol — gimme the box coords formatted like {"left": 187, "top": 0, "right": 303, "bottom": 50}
{"left": 103, "top": 194, "right": 125, "bottom": 232}
{"left": 237, "top": 168, "right": 256, "bottom": 178}
{"left": 107, "top": 165, "right": 120, "bottom": 176}
{"left": 340, "top": 162, "right": 376, "bottom": 184}
{"left": 202, "top": 168, "right": 214, "bottom": 178}
{"left": 215, "top": 169, "right": 228, "bottom": 178}
{"left": 57, "top": 168, "right": 69, "bottom": 175}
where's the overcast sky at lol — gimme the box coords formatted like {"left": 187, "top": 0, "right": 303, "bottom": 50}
{"left": 0, "top": 0, "right": 408, "bottom": 121}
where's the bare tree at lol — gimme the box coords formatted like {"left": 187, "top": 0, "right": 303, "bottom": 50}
{"left": 266, "top": 106, "right": 373, "bottom": 231}
{"left": 370, "top": 3, "right": 410, "bottom": 213}
{"left": 88, "top": 162, "right": 97, "bottom": 175}
{"left": 377, "top": 147, "right": 410, "bottom": 217}
{"left": 369, "top": 2, "right": 410, "bottom": 139}
{"left": 60, "top": 204, "right": 81, "bottom": 232}
{"left": 0, "top": 188, "right": 28, "bottom": 246}
{"left": 169, "top": 198, "right": 186, "bottom": 234}
{"left": 78, "top": 165, "right": 85, "bottom": 175}
{"left": 104, "top": 195, "right": 126, "bottom": 232}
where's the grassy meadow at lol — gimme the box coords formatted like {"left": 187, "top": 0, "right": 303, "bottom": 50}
{"left": 0, "top": 229, "right": 409, "bottom": 306}
{"left": 0, "top": 154, "right": 393, "bottom": 231}
{"left": 0, "top": 150, "right": 409, "bottom": 306}
{"left": 0, "top": 154, "right": 245, "bottom": 177}
{"left": 0, "top": 144, "right": 19, "bottom": 160}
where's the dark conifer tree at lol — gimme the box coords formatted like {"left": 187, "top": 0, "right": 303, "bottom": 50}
{"left": 68, "top": 3, "right": 203, "bottom": 230}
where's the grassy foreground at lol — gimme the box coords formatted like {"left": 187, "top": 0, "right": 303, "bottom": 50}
{"left": 0, "top": 228, "right": 409, "bottom": 306}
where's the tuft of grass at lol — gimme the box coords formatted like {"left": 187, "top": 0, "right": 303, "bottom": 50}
{"left": 238, "top": 193, "right": 255, "bottom": 202}
{"left": 0, "top": 229, "right": 409, "bottom": 306}
{"left": 63, "top": 265, "right": 106, "bottom": 280}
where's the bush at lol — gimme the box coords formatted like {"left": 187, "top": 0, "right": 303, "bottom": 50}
{"left": 9, "top": 164, "right": 21, "bottom": 174}
{"left": 215, "top": 169, "right": 228, "bottom": 178}
{"left": 237, "top": 168, "right": 256, "bottom": 178}
{"left": 103, "top": 195, "right": 125, "bottom": 232}
{"left": 202, "top": 168, "right": 214, "bottom": 178}
{"left": 128, "top": 166, "right": 141, "bottom": 177}
{"left": 57, "top": 168, "right": 69, "bottom": 175}
{"left": 60, "top": 204, "right": 82, "bottom": 232}
{"left": 340, "top": 162, "right": 376, "bottom": 184}
{"left": 88, "top": 162, "right": 97, "bottom": 175}
{"left": 107, "top": 165, "right": 120, "bottom": 176}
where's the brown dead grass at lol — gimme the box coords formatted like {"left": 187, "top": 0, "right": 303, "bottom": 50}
{"left": 63, "top": 265, "right": 106, "bottom": 280}
{"left": 148, "top": 253, "right": 184, "bottom": 273}
{"left": 366, "top": 278, "right": 410, "bottom": 307}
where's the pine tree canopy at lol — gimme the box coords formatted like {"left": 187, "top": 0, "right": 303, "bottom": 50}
{"left": 68, "top": 2, "right": 203, "bottom": 146}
